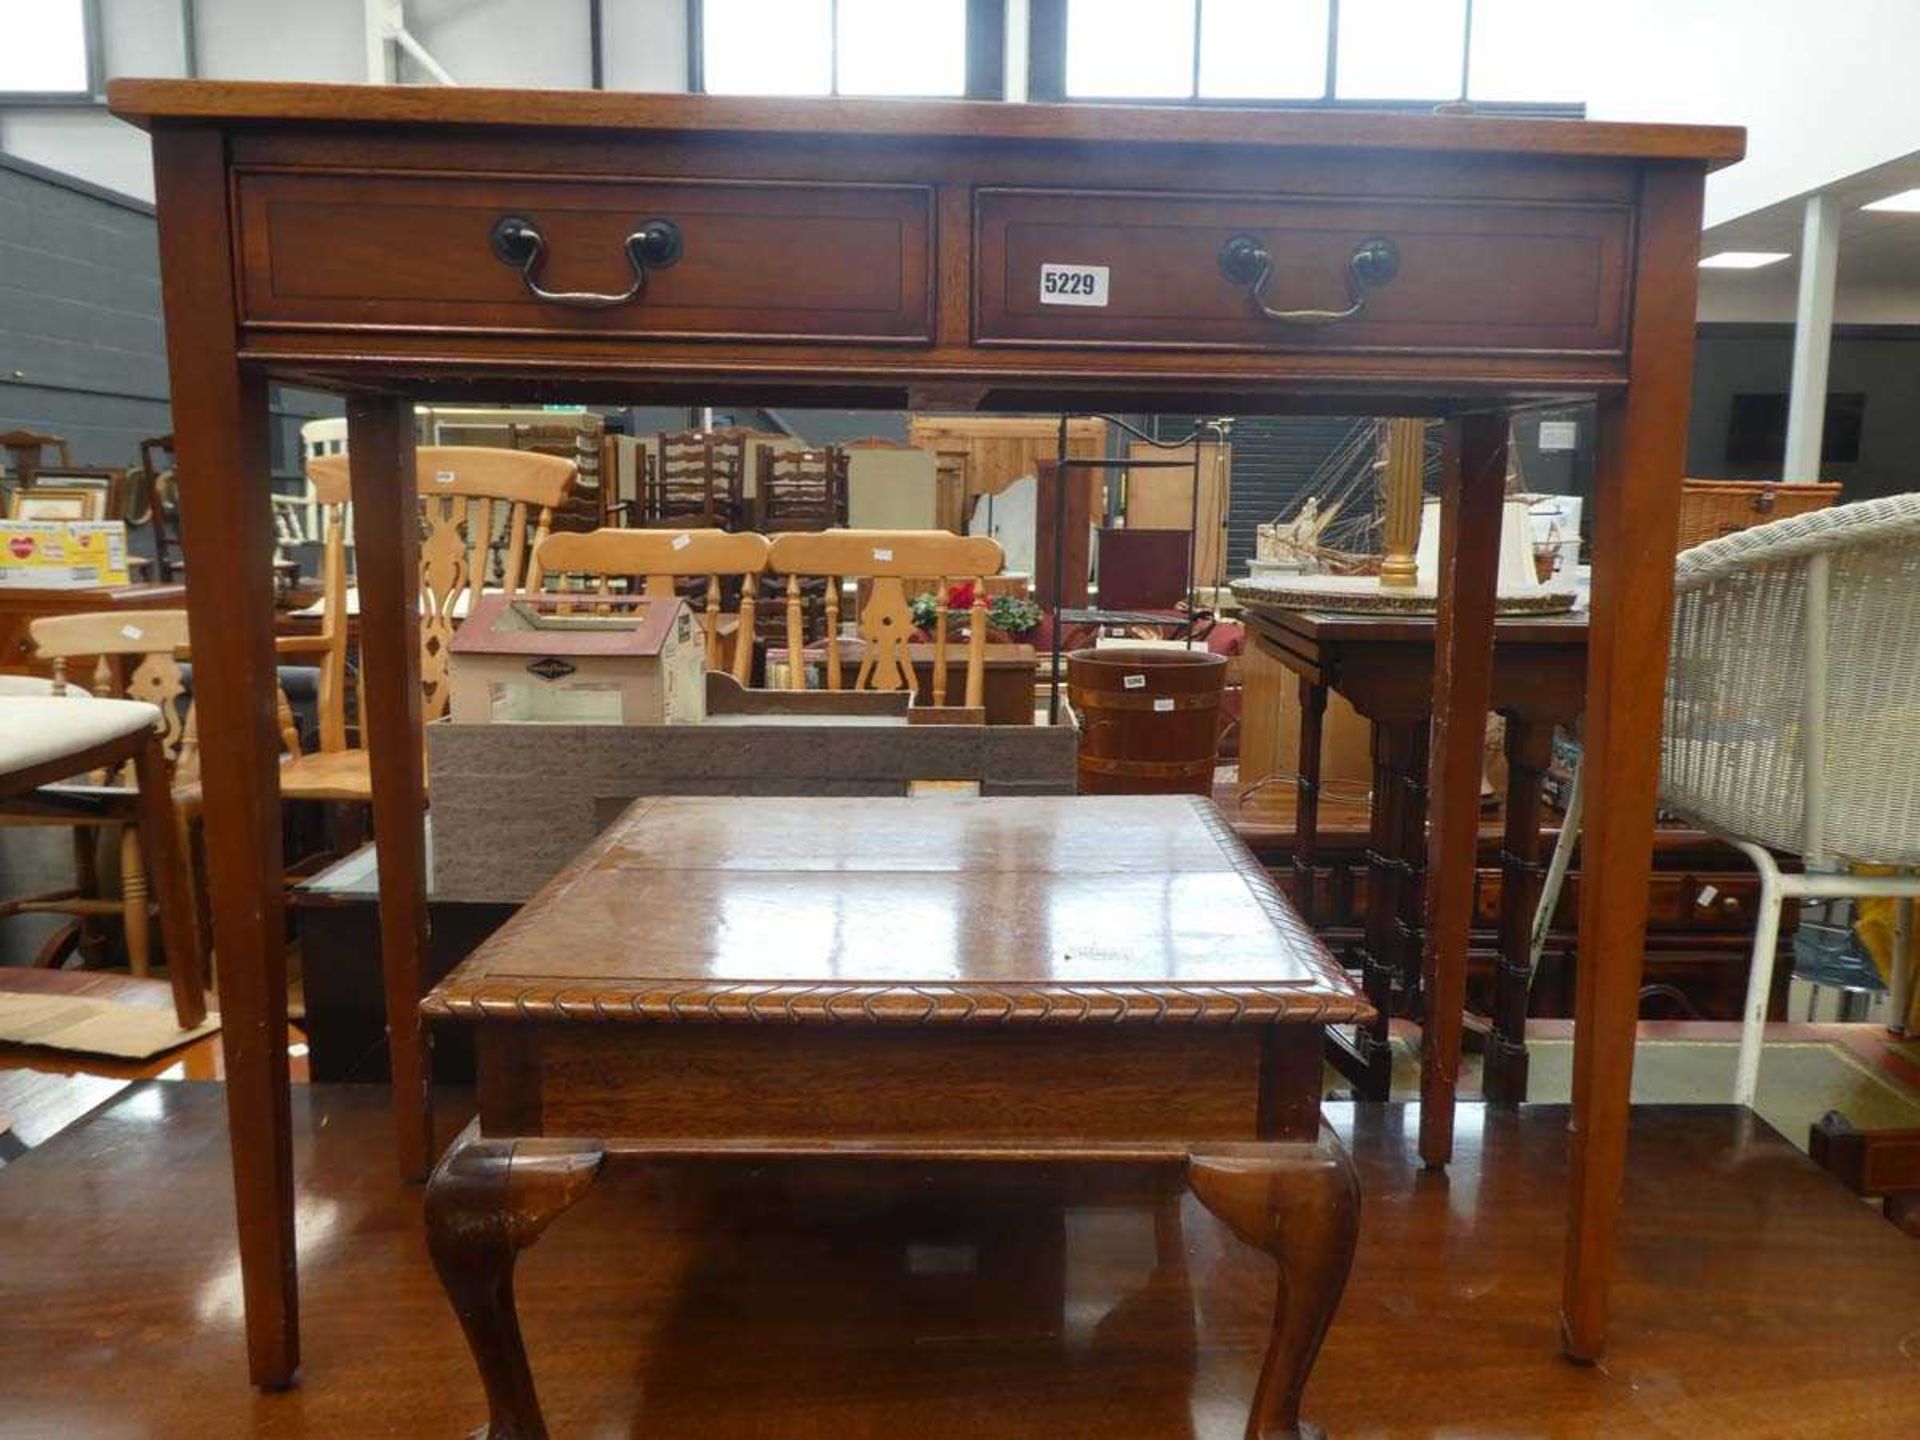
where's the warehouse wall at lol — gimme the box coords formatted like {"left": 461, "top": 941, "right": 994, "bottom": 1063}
{"left": 0, "top": 149, "right": 335, "bottom": 499}
{"left": 1689, "top": 327, "right": 1920, "bottom": 501}
{"left": 0, "top": 152, "right": 169, "bottom": 466}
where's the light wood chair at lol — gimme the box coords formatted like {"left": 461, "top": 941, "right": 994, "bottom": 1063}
{"left": 0, "top": 689, "right": 206, "bottom": 1029}
{"left": 296, "top": 446, "right": 576, "bottom": 784}
{"left": 766, "top": 530, "right": 1003, "bottom": 716}
{"left": 535, "top": 528, "right": 772, "bottom": 686}
{"left": 0, "top": 611, "right": 263, "bottom": 1023}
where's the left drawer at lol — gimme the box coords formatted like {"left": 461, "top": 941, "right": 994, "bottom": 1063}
{"left": 233, "top": 170, "right": 935, "bottom": 344}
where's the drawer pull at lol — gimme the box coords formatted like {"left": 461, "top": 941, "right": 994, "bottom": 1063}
{"left": 1218, "top": 234, "right": 1400, "bottom": 326}
{"left": 488, "top": 214, "right": 683, "bottom": 309}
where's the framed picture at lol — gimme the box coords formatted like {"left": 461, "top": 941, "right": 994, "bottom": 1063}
{"left": 9, "top": 487, "right": 98, "bottom": 522}
{"left": 9, "top": 467, "right": 124, "bottom": 522}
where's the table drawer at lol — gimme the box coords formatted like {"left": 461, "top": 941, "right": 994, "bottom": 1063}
{"left": 235, "top": 170, "right": 934, "bottom": 343}
{"left": 974, "top": 187, "right": 1630, "bottom": 356}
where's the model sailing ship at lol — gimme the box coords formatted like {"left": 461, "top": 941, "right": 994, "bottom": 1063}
{"left": 1238, "top": 418, "right": 1579, "bottom": 615}
{"left": 1251, "top": 419, "right": 1439, "bottom": 578}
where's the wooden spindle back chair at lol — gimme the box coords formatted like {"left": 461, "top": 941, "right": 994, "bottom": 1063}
{"left": 756, "top": 446, "right": 849, "bottom": 533}
{"left": 535, "top": 528, "right": 772, "bottom": 685}
{"left": 766, "top": 530, "right": 1003, "bottom": 712}
{"left": 29, "top": 608, "right": 304, "bottom": 786}
{"left": 136, "top": 432, "right": 184, "bottom": 582}
{"left": 308, "top": 445, "right": 575, "bottom": 724}
{"left": 29, "top": 610, "right": 200, "bottom": 776}
{"left": 651, "top": 430, "right": 745, "bottom": 527}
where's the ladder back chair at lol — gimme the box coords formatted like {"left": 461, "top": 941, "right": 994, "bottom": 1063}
{"left": 134, "top": 432, "right": 185, "bottom": 582}
{"left": 756, "top": 446, "right": 849, "bottom": 533}
{"left": 766, "top": 530, "right": 1004, "bottom": 713}
{"left": 307, "top": 445, "right": 575, "bottom": 726}
{"left": 536, "top": 528, "right": 773, "bottom": 686}
{"left": 651, "top": 430, "right": 746, "bottom": 528}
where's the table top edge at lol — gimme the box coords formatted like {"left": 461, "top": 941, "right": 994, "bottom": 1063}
{"left": 108, "top": 79, "right": 1745, "bottom": 168}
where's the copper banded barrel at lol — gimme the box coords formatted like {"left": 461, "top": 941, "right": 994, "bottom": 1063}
{"left": 1066, "top": 647, "right": 1227, "bottom": 796}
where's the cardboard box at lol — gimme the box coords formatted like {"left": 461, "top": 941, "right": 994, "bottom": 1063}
{"left": 448, "top": 593, "right": 705, "bottom": 726}
{"left": 0, "top": 520, "right": 130, "bottom": 588}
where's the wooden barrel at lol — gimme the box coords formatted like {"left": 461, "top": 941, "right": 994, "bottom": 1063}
{"left": 1066, "top": 647, "right": 1228, "bottom": 796}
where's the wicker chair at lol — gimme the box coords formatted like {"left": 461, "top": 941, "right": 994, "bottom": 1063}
{"left": 1535, "top": 495, "right": 1920, "bottom": 1105}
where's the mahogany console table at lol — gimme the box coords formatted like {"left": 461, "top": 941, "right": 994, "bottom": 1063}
{"left": 108, "top": 78, "right": 1741, "bottom": 1395}
{"left": 420, "top": 793, "right": 1366, "bottom": 1438}
{"left": 1243, "top": 606, "right": 1588, "bottom": 1106}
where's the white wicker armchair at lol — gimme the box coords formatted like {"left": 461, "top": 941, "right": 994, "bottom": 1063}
{"left": 1536, "top": 494, "right": 1920, "bottom": 1106}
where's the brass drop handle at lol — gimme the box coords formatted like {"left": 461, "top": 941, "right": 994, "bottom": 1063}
{"left": 1218, "top": 234, "right": 1400, "bottom": 325}
{"left": 488, "top": 214, "right": 684, "bottom": 309}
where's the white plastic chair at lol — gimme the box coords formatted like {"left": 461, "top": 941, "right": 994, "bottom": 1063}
{"left": 1533, "top": 494, "right": 1920, "bottom": 1106}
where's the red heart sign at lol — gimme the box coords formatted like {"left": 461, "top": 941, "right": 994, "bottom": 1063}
{"left": 7, "top": 535, "right": 34, "bottom": 559}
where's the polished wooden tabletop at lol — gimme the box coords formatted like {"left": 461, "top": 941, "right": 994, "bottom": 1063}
{"left": 424, "top": 795, "right": 1365, "bottom": 1028}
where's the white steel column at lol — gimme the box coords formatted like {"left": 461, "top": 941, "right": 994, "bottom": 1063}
{"left": 364, "top": 0, "right": 398, "bottom": 83}
{"left": 1783, "top": 192, "right": 1842, "bottom": 481}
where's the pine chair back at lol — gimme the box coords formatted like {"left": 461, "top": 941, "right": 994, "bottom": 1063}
{"left": 535, "top": 528, "right": 771, "bottom": 685}
{"left": 28, "top": 609, "right": 301, "bottom": 784}
{"left": 307, "top": 445, "right": 576, "bottom": 725}
{"left": 298, "top": 460, "right": 355, "bottom": 752}
{"left": 756, "top": 447, "right": 849, "bottom": 533}
{"left": 766, "top": 530, "right": 1003, "bottom": 710}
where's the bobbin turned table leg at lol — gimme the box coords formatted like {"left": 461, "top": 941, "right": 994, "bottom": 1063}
{"left": 1292, "top": 677, "right": 1328, "bottom": 926}
{"left": 1189, "top": 1132, "right": 1361, "bottom": 1440}
{"left": 1485, "top": 715, "right": 1554, "bottom": 1103}
{"left": 425, "top": 1130, "right": 606, "bottom": 1440}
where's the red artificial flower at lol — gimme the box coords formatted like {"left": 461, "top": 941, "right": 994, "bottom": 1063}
{"left": 946, "top": 581, "right": 977, "bottom": 611}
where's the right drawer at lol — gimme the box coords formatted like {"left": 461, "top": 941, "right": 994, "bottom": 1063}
{"left": 973, "top": 187, "right": 1632, "bottom": 358}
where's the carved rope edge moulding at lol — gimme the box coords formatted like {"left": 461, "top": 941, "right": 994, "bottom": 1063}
{"left": 418, "top": 979, "right": 1374, "bottom": 1026}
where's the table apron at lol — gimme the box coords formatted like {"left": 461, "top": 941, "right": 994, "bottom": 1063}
{"left": 477, "top": 1021, "right": 1328, "bottom": 1147}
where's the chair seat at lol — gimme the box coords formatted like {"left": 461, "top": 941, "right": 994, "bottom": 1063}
{"left": 0, "top": 676, "right": 65, "bottom": 697}
{"left": 276, "top": 748, "right": 374, "bottom": 803}
{"left": 0, "top": 697, "right": 160, "bottom": 785}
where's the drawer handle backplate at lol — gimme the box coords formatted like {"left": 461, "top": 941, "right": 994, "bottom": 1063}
{"left": 1219, "top": 234, "right": 1400, "bottom": 326}
{"left": 488, "top": 214, "right": 684, "bottom": 309}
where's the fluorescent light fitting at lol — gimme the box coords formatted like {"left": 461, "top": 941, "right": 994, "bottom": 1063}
{"left": 1698, "top": 251, "right": 1791, "bottom": 270}
{"left": 1863, "top": 187, "right": 1920, "bottom": 212}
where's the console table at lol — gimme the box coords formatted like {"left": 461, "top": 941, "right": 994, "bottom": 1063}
{"left": 108, "top": 78, "right": 1741, "bottom": 1396}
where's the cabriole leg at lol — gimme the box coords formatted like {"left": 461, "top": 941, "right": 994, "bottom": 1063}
{"left": 1189, "top": 1132, "right": 1361, "bottom": 1440}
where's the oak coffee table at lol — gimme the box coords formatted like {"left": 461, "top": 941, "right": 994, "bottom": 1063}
{"left": 421, "top": 794, "right": 1372, "bottom": 1439}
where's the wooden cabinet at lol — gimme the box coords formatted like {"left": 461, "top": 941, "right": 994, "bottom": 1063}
{"left": 235, "top": 170, "right": 935, "bottom": 343}
{"left": 974, "top": 187, "right": 1631, "bottom": 358}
